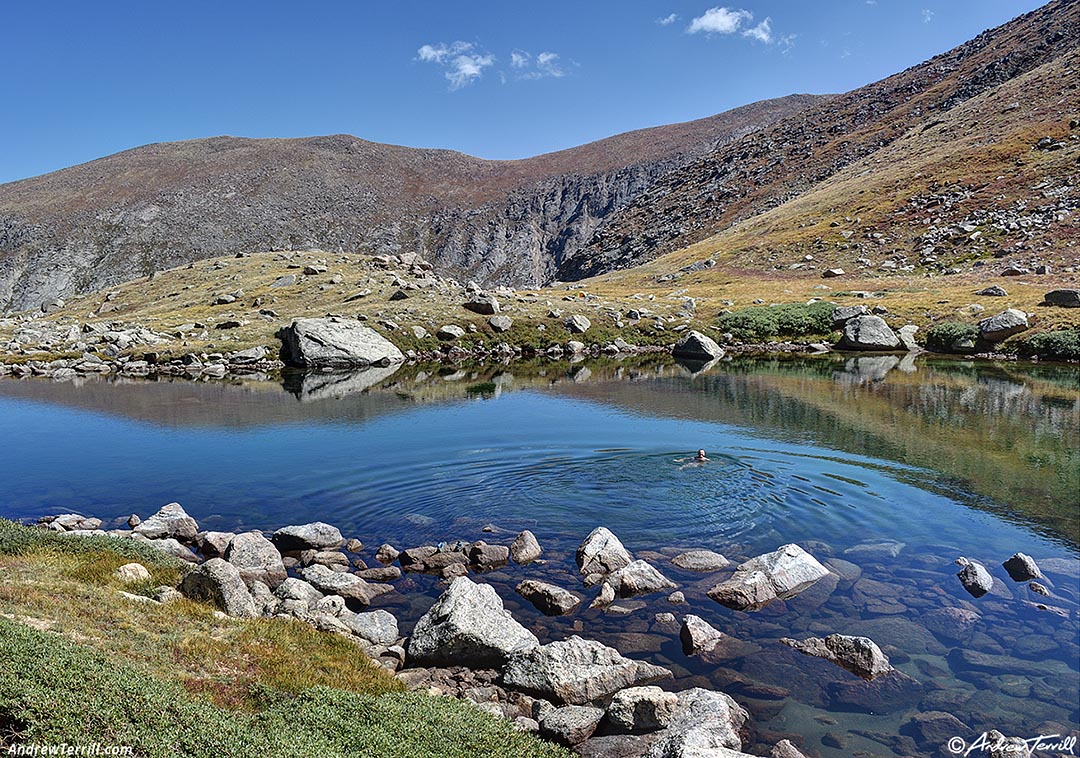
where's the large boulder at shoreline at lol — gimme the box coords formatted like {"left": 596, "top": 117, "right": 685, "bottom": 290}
{"left": 831, "top": 305, "right": 870, "bottom": 327}
{"left": 278, "top": 318, "right": 404, "bottom": 369}
{"left": 225, "top": 531, "right": 287, "bottom": 589}
{"left": 672, "top": 331, "right": 725, "bottom": 361}
{"left": 298, "top": 564, "right": 391, "bottom": 607}
{"left": 671, "top": 550, "right": 729, "bottom": 572}
{"left": 839, "top": 315, "right": 900, "bottom": 350}
{"left": 180, "top": 558, "right": 257, "bottom": 618}
{"left": 408, "top": 577, "right": 538, "bottom": 668}
{"left": 565, "top": 315, "right": 592, "bottom": 334}
{"left": 504, "top": 635, "right": 672, "bottom": 706}
{"left": 342, "top": 609, "right": 399, "bottom": 646}
{"left": 707, "top": 544, "right": 830, "bottom": 611}
{"left": 781, "top": 634, "right": 893, "bottom": 680}
{"left": 577, "top": 527, "right": 633, "bottom": 576}
{"left": 977, "top": 309, "right": 1028, "bottom": 342}
{"left": 1043, "top": 288, "right": 1080, "bottom": 307}
{"left": 272, "top": 522, "right": 344, "bottom": 552}
{"left": 133, "top": 502, "right": 198, "bottom": 542}
{"left": 517, "top": 580, "right": 583, "bottom": 616}
{"left": 607, "top": 560, "right": 677, "bottom": 598}
{"left": 644, "top": 688, "right": 749, "bottom": 757}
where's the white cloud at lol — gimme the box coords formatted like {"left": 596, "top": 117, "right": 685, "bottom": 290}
{"left": 922, "top": 8, "right": 934, "bottom": 23}
{"left": 687, "top": 6, "right": 753, "bottom": 35}
{"left": 743, "top": 17, "right": 772, "bottom": 43}
{"left": 509, "top": 49, "right": 567, "bottom": 80}
{"left": 657, "top": 13, "right": 678, "bottom": 25}
{"left": 416, "top": 41, "right": 494, "bottom": 90}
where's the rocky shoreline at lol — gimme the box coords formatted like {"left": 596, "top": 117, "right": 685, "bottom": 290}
{"left": 33, "top": 505, "right": 1078, "bottom": 758}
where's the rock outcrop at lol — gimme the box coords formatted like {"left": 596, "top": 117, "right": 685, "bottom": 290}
{"left": 278, "top": 318, "right": 405, "bottom": 369}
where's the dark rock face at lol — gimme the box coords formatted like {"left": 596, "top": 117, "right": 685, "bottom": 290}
{"left": 1043, "top": 288, "right": 1080, "bottom": 307}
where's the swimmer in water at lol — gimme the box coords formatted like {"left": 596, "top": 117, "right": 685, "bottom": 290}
{"left": 676, "top": 449, "right": 710, "bottom": 468}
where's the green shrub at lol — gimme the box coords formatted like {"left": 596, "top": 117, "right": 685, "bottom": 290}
{"left": 716, "top": 302, "right": 835, "bottom": 341}
{"left": 1016, "top": 330, "right": 1080, "bottom": 361}
{"left": 925, "top": 321, "right": 979, "bottom": 354}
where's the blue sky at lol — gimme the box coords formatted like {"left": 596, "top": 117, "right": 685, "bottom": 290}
{"left": 0, "top": 1, "right": 1045, "bottom": 184}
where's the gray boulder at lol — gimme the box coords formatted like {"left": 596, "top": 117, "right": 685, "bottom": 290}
{"left": 565, "top": 315, "right": 592, "bottom": 334}
{"left": 517, "top": 580, "right": 583, "bottom": 616}
{"left": 133, "top": 502, "right": 198, "bottom": 542}
{"left": 510, "top": 530, "right": 543, "bottom": 564}
{"left": 672, "top": 331, "right": 724, "bottom": 361}
{"left": 1002, "top": 553, "right": 1041, "bottom": 582}
{"left": 577, "top": 527, "right": 633, "bottom": 576}
{"left": 299, "top": 564, "right": 391, "bottom": 607}
{"left": 708, "top": 544, "right": 830, "bottom": 611}
{"left": 1043, "top": 288, "right": 1080, "bottom": 307}
{"left": 436, "top": 324, "right": 466, "bottom": 341}
{"left": 467, "top": 541, "right": 510, "bottom": 569}
{"left": 114, "top": 563, "right": 151, "bottom": 584}
{"left": 463, "top": 296, "right": 500, "bottom": 315}
{"left": 408, "top": 577, "right": 538, "bottom": 668}
{"left": 644, "top": 688, "right": 749, "bottom": 757}
{"left": 180, "top": 558, "right": 257, "bottom": 618}
{"left": 607, "top": 560, "right": 677, "bottom": 598}
{"left": 272, "top": 522, "right": 344, "bottom": 552}
{"left": 671, "top": 550, "right": 729, "bottom": 572}
{"left": 607, "top": 686, "right": 679, "bottom": 733}
{"left": 540, "top": 705, "right": 605, "bottom": 746}
{"left": 273, "top": 577, "right": 324, "bottom": 604}
{"left": 198, "top": 530, "right": 236, "bottom": 558}
{"left": 839, "top": 315, "right": 900, "bottom": 350}
{"left": 225, "top": 531, "right": 287, "bottom": 589}
{"left": 278, "top": 318, "right": 404, "bottom": 369}
{"left": 830, "top": 305, "right": 869, "bottom": 327}
{"left": 504, "top": 635, "right": 672, "bottom": 706}
{"left": 955, "top": 558, "right": 994, "bottom": 598}
{"left": 976, "top": 285, "right": 1008, "bottom": 297}
{"left": 978, "top": 309, "right": 1029, "bottom": 342}
{"left": 679, "top": 614, "right": 726, "bottom": 655}
{"left": 897, "top": 324, "right": 920, "bottom": 352}
{"left": 342, "top": 609, "right": 399, "bottom": 645}
{"left": 780, "top": 634, "right": 893, "bottom": 680}
{"left": 771, "top": 740, "right": 809, "bottom": 758}
{"left": 488, "top": 315, "right": 513, "bottom": 332}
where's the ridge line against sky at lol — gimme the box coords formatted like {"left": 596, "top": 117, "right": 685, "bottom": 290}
{"left": 0, "top": 0, "right": 1047, "bottom": 184}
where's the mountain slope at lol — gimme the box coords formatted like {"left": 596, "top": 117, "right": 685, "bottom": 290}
{"left": 561, "top": 0, "right": 1079, "bottom": 279}
{"left": 0, "top": 96, "right": 820, "bottom": 311}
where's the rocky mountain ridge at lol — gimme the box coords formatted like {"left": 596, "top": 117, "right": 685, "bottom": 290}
{"left": 0, "top": 96, "right": 820, "bottom": 312}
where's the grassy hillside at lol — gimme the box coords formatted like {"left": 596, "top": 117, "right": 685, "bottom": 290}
{"left": 0, "top": 520, "right": 567, "bottom": 757}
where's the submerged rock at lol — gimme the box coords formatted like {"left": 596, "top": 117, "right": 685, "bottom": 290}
{"left": 504, "top": 635, "right": 672, "bottom": 706}
{"left": 577, "top": 527, "right": 633, "bottom": 576}
{"left": 278, "top": 317, "right": 405, "bottom": 368}
{"left": 408, "top": 577, "right": 538, "bottom": 668}
{"left": 781, "top": 634, "right": 893, "bottom": 680}
{"left": 517, "top": 580, "right": 582, "bottom": 616}
{"left": 510, "top": 530, "right": 543, "bottom": 564}
{"left": 607, "top": 560, "right": 677, "bottom": 598}
{"left": 1002, "top": 552, "right": 1041, "bottom": 582}
{"left": 955, "top": 557, "right": 994, "bottom": 598}
{"left": 671, "top": 550, "right": 729, "bottom": 572}
{"left": 707, "top": 544, "right": 830, "bottom": 611}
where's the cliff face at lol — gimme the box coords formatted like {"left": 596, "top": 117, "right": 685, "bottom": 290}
{"left": 558, "top": 0, "right": 1079, "bottom": 279}
{"left": 0, "top": 97, "right": 819, "bottom": 311}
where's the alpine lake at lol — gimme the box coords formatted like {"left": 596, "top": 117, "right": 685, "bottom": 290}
{"left": 1, "top": 352, "right": 1077, "bottom": 758}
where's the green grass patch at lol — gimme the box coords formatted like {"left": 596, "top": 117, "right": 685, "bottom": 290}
{"left": 716, "top": 301, "right": 836, "bottom": 341}
{"left": 0, "top": 618, "right": 568, "bottom": 757}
